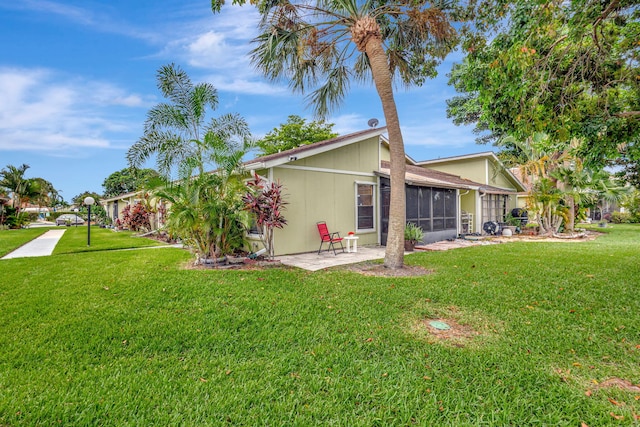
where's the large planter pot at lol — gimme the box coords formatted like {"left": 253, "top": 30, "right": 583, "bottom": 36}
{"left": 404, "top": 240, "right": 416, "bottom": 252}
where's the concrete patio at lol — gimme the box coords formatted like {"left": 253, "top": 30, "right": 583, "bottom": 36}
{"left": 278, "top": 246, "right": 387, "bottom": 272}
{"left": 277, "top": 238, "right": 499, "bottom": 271}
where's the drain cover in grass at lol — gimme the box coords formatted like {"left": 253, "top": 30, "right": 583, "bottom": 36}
{"left": 429, "top": 320, "right": 451, "bottom": 330}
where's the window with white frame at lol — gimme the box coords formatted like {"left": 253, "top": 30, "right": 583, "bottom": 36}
{"left": 356, "top": 183, "right": 375, "bottom": 231}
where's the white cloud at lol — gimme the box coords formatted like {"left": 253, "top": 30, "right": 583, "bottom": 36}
{"left": 330, "top": 113, "right": 373, "bottom": 135}
{"left": 401, "top": 119, "right": 475, "bottom": 148}
{"left": 0, "top": 67, "right": 145, "bottom": 153}
{"left": 155, "top": 4, "right": 288, "bottom": 97}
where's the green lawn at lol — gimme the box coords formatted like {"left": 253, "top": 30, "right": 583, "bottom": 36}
{"left": 0, "top": 227, "right": 51, "bottom": 257}
{"left": 52, "top": 226, "right": 167, "bottom": 254}
{"left": 1, "top": 225, "right": 639, "bottom": 425}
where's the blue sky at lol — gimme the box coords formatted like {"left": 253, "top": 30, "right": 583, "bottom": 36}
{"left": 0, "top": 0, "right": 482, "bottom": 202}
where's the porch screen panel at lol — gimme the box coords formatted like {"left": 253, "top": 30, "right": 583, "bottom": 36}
{"left": 406, "top": 186, "right": 419, "bottom": 226}
{"left": 432, "top": 190, "right": 445, "bottom": 231}
{"left": 418, "top": 187, "right": 431, "bottom": 232}
{"left": 444, "top": 190, "right": 457, "bottom": 229}
{"left": 357, "top": 184, "right": 374, "bottom": 230}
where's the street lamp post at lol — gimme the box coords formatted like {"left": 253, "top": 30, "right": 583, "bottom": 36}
{"left": 84, "top": 197, "right": 95, "bottom": 246}
{"left": 73, "top": 208, "right": 79, "bottom": 228}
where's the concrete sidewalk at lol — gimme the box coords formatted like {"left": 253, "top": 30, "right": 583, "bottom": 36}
{"left": 1, "top": 229, "right": 67, "bottom": 260}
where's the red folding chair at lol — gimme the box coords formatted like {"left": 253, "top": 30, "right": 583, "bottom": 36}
{"left": 316, "top": 221, "right": 345, "bottom": 255}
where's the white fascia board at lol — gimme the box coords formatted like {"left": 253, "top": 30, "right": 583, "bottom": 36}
{"left": 101, "top": 190, "right": 143, "bottom": 203}
{"left": 415, "top": 151, "right": 497, "bottom": 165}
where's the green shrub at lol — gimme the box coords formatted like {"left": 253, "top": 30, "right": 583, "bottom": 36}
{"left": 610, "top": 211, "right": 632, "bottom": 224}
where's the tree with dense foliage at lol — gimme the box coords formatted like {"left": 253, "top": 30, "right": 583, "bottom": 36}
{"left": 447, "top": 1, "right": 639, "bottom": 171}
{"left": 102, "top": 168, "right": 160, "bottom": 198}
{"left": 72, "top": 191, "right": 102, "bottom": 207}
{"left": 257, "top": 115, "right": 337, "bottom": 156}
{"left": 127, "top": 63, "right": 251, "bottom": 178}
{"left": 29, "top": 178, "right": 61, "bottom": 208}
{"left": 212, "top": 0, "right": 458, "bottom": 269}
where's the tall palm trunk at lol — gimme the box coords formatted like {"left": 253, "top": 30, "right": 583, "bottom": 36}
{"left": 359, "top": 21, "right": 406, "bottom": 269}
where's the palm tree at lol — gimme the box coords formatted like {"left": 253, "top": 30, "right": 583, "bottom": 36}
{"left": 0, "top": 163, "right": 31, "bottom": 209}
{"left": 127, "top": 63, "right": 252, "bottom": 178}
{"left": 230, "top": 0, "right": 456, "bottom": 269}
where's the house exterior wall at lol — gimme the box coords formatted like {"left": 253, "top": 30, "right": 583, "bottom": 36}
{"left": 426, "top": 159, "right": 488, "bottom": 184}
{"left": 423, "top": 157, "right": 519, "bottom": 192}
{"left": 459, "top": 191, "right": 477, "bottom": 233}
{"left": 103, "top": 195, "right": 137, "bottom": 222}
{"left": 490, "top": 165, "right": 516, "bottom": 189}
{"left": 252, "top": 135, "right": 382, "bottom": 255}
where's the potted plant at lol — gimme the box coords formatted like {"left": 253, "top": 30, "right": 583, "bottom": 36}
{"left": 523, "top": 222, "right": 539, "bottom": 236}
{"left": 502, "top": 213, "right": 521, "bottom": 235}
{"left": 404, "top": 222, "right": 423, "bottom": 251}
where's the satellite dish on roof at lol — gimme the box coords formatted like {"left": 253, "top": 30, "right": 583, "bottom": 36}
{"left": 367, "top": 118, "right": 379, "bottom": 128}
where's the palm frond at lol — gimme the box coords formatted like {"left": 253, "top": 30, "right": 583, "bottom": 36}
{"left": 156, "top": 63, "right": 193, "bottom": 104}
{"left": 145, "top": 103, "right": 190, "bottom": 134}
{"left": 307, "top": 65, "right": 351, "bottom": 119}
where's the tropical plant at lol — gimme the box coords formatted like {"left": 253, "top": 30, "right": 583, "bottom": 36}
{"left": 0, "top": 206, "right": 29, "bottom": 229}
{"left": 243, "top": 174, "right": 288, "bottom": 260}
{"left": 0, "top": 163, "right": 31, "bottom": 209}
{"left": 121, "top": 204, "right": 151, "bottom": 232}
{"left": 621, "top": 189, "right": 640, "bottom": 223}
{"left": 257, "top": 115, "right": 337, "bottom": 156}
{"left": 127, "top": 63, "right": 251, "bottom": 178}
{"left": 404, "top": 222, "right": 424, "bottom": 242}
{"left": 152, "top": 138, "right": 254, "bottom": 264}
{"left": 213, "top": 0, "right": 457, "bottom": 269}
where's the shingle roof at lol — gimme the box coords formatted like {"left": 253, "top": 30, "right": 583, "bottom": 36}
{"left": 378, "top": 161, "right": 517, "bottom": 194}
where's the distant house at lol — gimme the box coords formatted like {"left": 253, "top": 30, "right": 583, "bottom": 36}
{"left": 101, "top": 191, "right": 141, "bottom": 226}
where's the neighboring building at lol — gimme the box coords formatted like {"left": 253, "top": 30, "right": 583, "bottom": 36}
{"left": 415, "top": 152, "right": 527, "bottom": 234}
{"left": 102, "top": 191, "right": 165, "bottom": 230}
{"left": 101, "top": 191, "right": 141, "bottom": 225}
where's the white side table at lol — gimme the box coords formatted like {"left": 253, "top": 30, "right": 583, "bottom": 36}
{"left": 344, "top": 235, "right": 359, "bottom": 253}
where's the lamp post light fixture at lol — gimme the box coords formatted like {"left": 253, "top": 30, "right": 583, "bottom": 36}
{"left": 84, "top": 196, "right": 95, "bottom": 246}
{"left": 73, "top": 208, "right": 79, "bottom": 228}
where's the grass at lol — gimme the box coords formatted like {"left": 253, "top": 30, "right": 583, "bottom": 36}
{"left": 52, "top": 226, "right": 167, "bottom": 254}
{"left": 0, "top": 227, "right": 51, "bottom": 257}
{"left": 1, "top": 225, "right": 639, "bottom": 425}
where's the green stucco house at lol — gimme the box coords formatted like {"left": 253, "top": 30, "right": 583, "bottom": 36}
{"left": 102, "top": 129, "right": 526, "bottom": 256}
{"left": 244, "top": 129, "right": 526, "bottom": 255}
